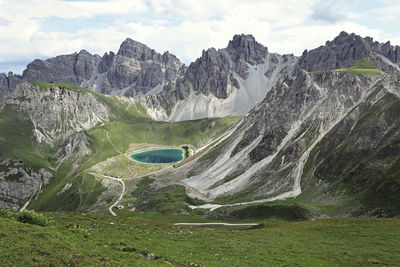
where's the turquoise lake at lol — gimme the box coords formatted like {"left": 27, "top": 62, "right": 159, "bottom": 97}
{"left": 130, "top": 148, "right": 183, "bottom": 164}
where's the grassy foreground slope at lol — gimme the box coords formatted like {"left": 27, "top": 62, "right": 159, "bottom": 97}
{"left": 0, "top": 212, "right": 399, "bottom": 266}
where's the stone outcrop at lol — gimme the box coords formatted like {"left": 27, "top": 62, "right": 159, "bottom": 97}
{"left": 0, "top": 72, "right": 23, "bottom": 99}
{"left": 227, "top": 34, "right": 268, "bottom": 78}
{"left": 23, "top": 50, "right": 102, "bottom": 86}
{"left": 172, "top": 47, "right": 239, "bottom": 99}
{"left": 55, "top": 131, "right": 93, "bottom": 163}
{"left": 0, "top": 34, "right": 297, "bottom": 122}
{"left": 0, "top": 82, "right": 110, "bottom": 144}
{"left": 0, "top": 159, "right": 53, "bottom": 209}
{"left": 2, "top": 32, "right": 400, "bottom": 124}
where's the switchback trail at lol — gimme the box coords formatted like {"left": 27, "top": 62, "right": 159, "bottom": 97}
{"left": 102, "top": 175, "right": 126, "bottom": 216}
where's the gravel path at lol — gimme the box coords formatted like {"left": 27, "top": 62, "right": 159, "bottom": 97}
{"left": 102, "top": 175, "right": 126, "bottom": 216}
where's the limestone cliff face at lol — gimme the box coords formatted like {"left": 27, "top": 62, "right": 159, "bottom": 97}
{"left": 0, "top": 82, "right": 127, "bottom": 210}
{"left": 23, "top": 50, "right": 102, "bottom": 86}
{"left": 55, "top": 131, "right": 93, "bottom": 163}
{"left": 0, "top": 82, "right": 111, "bottom": 144}
{"left": 0, "top": 50, "right": 101, "bottom": 99}
{"left": 226, "top": 34, "right": 269, "bottom": 78}
{"left": 0, "top": 72, "right": 23, "bottom": 99}
{"left": 97, "top": 38, "right": 184, "bottom": 96}
{"left": 0, "top": 159, "right": 53, "bottom": 210}
{"left": 175, "top": 47, "right": 238, "bottom": 99}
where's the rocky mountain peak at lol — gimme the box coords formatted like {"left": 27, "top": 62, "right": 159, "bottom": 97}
{"left": 324, "top": 31, "right": 372, "bottom": 49}
{"left": 161, "top": 51, "right": 181, "bottom": 65}
{"left": 117, "top": 38, "right": 157, "bottom": 61}
{"left": 297, "top": 31, "right": 400, "bottom": 74}
{"left": 228, "top": 34, "right": 259, "bottom": 49}
{"left": 199, "top": 48, "right": 227, "bottom": 67}
{"left": 172, "top": 47, "right": 235, "bottom": 100}
{"left": 331, "top": 31, "right": 356, "bottom": 43}
{"left": 78, "top": 49, "right": 92, "bottom": 56}
{"left": 227, "top": 34, "right": 268, "bottom": 65}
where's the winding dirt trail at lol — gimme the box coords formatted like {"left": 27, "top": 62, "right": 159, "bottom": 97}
{"left": 102, "top": 175, "right": 126, "bottom": 216}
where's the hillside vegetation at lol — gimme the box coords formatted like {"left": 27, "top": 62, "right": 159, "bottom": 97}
{"left": 334, "top": 59, "right": 385, "bottom": 75}
{"left": 0, "top": 211, "right": 399, "bottom": 266}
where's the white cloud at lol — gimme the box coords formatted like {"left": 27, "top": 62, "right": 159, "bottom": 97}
{"left": 0, "top": 0, "right": 316, "bottom": 65}
{"left": 311, "top": 0, "right": 346, "bottom": 23}
{"left": 0, "top": 0, "right": 148, "bottom": 19}
{"left": 379, "top": 14, "right": 396, "bottom": 21}
{"left": 0, "top": 0, "right": 396, "bottom": 74}
{"left": 267, "top": 22, "right": 382, "bottom": 55}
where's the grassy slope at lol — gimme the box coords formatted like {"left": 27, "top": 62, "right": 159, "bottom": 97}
{"left": 0, "top": 105, "right": 54, "bottom": 169}
{"left": 0, "top": 212, "right": 399, "bottom": 266}
{"left": 334, "top": 59, "right": 385, "bottom": 75}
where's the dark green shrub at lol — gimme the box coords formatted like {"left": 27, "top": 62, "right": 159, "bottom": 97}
{"left": 16, "top": 210, "right": 49, "bottom": 226}
{"left": 229, "top": 204, "right": 311, "bottom": 221}
{"left": 0, "top": 209, "right": 49, "bottom": 226}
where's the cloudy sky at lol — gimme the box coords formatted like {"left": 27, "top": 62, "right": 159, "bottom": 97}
{"left": 0, "top": 0, "right": 399, "bottom": 74}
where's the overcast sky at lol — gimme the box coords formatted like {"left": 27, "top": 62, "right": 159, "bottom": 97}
{"left": 0, "top": 0, "right": 399, "bottom": 74}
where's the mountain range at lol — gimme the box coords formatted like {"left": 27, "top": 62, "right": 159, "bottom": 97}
{"left": 0, "top": 31, "right": 399, "bottom": 218}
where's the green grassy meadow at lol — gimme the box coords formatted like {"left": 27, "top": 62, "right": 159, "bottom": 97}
{"left": 0, "top": 211, "right": 399, "bottom": 266}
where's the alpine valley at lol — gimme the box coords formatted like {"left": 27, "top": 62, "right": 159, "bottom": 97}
{"left": 1, "top": 31, "right": 400, "bottom": 266}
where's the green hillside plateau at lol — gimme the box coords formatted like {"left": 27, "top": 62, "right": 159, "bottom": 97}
{"left": 334, "top": 59, "right": 386, "bottom": 75}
